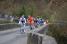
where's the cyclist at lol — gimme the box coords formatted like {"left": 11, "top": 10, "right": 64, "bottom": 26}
{"left": 27, "top": 15, "right": 35, "bottom": 30}
{"left": 19, "top": 15, "right": 26, "bottom": 33}
{"left": 34, "top": 17, "right": 38, "bottom": 28}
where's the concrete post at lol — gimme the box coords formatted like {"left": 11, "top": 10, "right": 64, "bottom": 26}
{"left": 27, "top": 33, "right": 43, "bottom": 44}
{"left": 27, "top": 33, "right": 32, "bottom": 44}
{"left": 32, "top": 34, "right": 38, "bottom": 44}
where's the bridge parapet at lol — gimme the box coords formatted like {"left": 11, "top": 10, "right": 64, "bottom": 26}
{"left": 27, "top": 24, "right": 57, "bottom": 44}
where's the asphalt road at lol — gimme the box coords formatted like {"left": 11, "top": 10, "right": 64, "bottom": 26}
{"left": 0, "top": 26, "right": 30, "bottom": 44}
{"left": 0, "top": 25, "right": 47, "bottom": 44}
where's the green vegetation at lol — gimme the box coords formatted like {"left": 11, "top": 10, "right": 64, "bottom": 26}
{"left": 48, "top": 24, "right": 67, "bottom": 44}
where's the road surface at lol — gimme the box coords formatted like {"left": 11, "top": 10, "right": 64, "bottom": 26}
{"left": 0, "top": 25, "right": 47, "bottom": 44}
{"left": 0, "top": 26, "right": 30, "bottom": 44}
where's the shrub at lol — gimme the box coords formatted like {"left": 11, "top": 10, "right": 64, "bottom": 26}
{"left": 48, "top": 24, "right": 67, "bottom": 44}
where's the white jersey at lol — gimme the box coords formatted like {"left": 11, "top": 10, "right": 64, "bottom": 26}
{"left": 19, "top": 17, "right": 26, "bottom": 24}
{"left": 19, "top": 17, "right": 22, "bottom": 24}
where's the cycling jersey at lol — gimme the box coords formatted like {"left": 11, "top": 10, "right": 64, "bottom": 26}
{"left": 27, "top": 16, "right": 34, "bottom": 25}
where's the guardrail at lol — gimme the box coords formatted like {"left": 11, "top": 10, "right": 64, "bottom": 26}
{"left": 27, "top": 24, "right": 57, "bottom": 44}
{"left": 0, "top": 23, "right": 20, "bottom": 31}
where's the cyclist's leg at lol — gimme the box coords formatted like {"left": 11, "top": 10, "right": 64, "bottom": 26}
{"left": 23, "top": 22, "right": 25, "bottom": 33}
{"left": 32, "top": 23, "right": 35, "bottom": 29}
{"left": 20, "top": 24, "right": 23, "bottom": 32}
{"left": 30, "top": 24, "right": 35, "bottom": 30}
{"left": 35, "top": 23, "right": 38, "bottom": 28}
{"left": 24, "top": 22, "right": 26, "bottom": 27}
{"left": 20, "top": 23, "right": 25, "bottom": 33}
{"left": 30, "top": 24, "right": 32, "bottom": 30}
